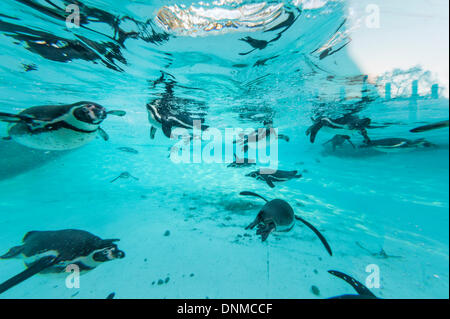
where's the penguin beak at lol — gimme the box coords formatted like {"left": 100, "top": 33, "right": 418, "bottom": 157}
{"left": 114, "top": 250, "right": 125, "bottom": 259}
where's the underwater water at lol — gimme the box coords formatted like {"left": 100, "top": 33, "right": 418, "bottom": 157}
{"left": 0, "top": 0, "right": 448, "bottom": 299}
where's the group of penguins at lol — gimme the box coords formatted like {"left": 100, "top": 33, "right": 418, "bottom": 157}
{"left": 0, "top": 98, "right": 448, "bottom": 299}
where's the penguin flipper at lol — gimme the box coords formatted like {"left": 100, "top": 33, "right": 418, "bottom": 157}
{"left": 150, "top": 126, "right": 157, "bottom": 139}
{"left": 0, "top": 245, "right": 24, "bottom": 259}
{"left": 295, "top": 215, "right": 332, "bottom": 256}
{"left": 347, "top": 139, "right": 356, "bottom": 149}
{"left": 410, "top": 120, "right": 449, "bottom": 133}
{"left": 0, "top": 256, "right": 58, "bottom": 295}
{"left": 240, "top": 191, "right": 269, "bottom": 202}
{"left": 162, "top": 121, "right": 172, "bottom": 138}
{"left": 328, "top": 294, "right": 372, "bottom": 299}
{"left": 107, "top": 110, "right": 126, "bottom": 117}
{"left": 98, "top": 128, "right": 110, "bottom": 141}
{"left": 307, "top": 122, "right": 323, "bottom": 143}
{"left": 328, "top": 270, "right": 377, "bottom": 298}
{"left": 265, "top": 178, "right": 275, "bottom": 188}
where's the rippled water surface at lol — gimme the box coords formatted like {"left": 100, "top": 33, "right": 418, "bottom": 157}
{"left": 0, "top": 0, "right": 448, "bottom": 299}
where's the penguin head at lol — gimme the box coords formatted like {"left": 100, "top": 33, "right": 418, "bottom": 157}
{"left": 73, "top": 103, "right": 107, "bottom": 125}
{"left": 246, "top": 171, "right": 259, "bottom": 178}
{"left": 92, "top": 239, "right": 125, "bottom": 262}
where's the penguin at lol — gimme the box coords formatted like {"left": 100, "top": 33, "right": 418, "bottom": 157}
{"left": 246, "top": 169, "right": 302, "bottom": 188}
{"left": 361, "top": 138, "right": 435, "bottom": 153}
{"left": 227, "top": 154, "right": 256, "bottom": 168}
{"left": 0, "top": 102, "right": 125, "bottom": 151}
{"left": 146, "top": 77, "right": 208, "bottom": 139}
{"left": 306, "top": 114, "right": 372, "bottom": 144}
{"left": 240, "top": 191, "right": 332, "bottom": 256}
{"left": 323, "top": 134, "right": 355, "bottom": 151}
{"left": 327, "top": 270, "right": 379, "bottom": 299}
{"left": 234, "top": 126, "right": 290, "bottom": 153}
{"left": 0, "top": 229, "right": 125, "bottom": 295}
{"left": 410, "top": 120, "right": 449, "bottom": 133}
{"left": 110, "top": 171, "right": 139, "bottom": 183}
{"left": 146, "top": 98, "right": 208, "bottom": 139}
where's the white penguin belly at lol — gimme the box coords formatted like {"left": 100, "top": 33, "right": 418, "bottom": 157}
{"left": 147, "top": 112, "right": 161, "bottom": 128}
{"left": 322, "top": 126, "right": 355, "bottom": 136}
{"left": 275, "top": 220, "right": 295, "bottom": 233}
{"left": 372, "top": 146, "right": 414, "bottom": 153}
{"left": 10, "top": 126, "right": 97, "bottom": 151}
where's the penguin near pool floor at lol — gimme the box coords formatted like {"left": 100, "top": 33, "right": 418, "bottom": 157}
{"left": 0, "top": 229, "right": 125, "bottom": 295}
{"left": 240, "top": 191, "right": 333, "bottom": 256}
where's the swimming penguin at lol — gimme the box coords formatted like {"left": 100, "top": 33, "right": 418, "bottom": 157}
{"left": 147, "top": 99, "right": 208, "bottom": 139}
{"left": 0, "top": 229, "right": 125, "bottom": 295}
{"left": 361, "top": 138, "right": 435, "bottom": 153}
{"left": 327, "top": 270, "right": 378, "bottom": 299}
{"left": 227, "top": 154, "right": 256, "bottom": 168}
{"left": 240, "top": 192, "right": 332, "bottom": 256}
{"left": 234, "top": 127, "right": 290, "bottom": 153}
{"left": 410, "top": 120, "right": 449, "bottom": 133}
{"left": 146, "top": 79, "right": 208, "bottom": 139}
{"left": 306, "top": 114, "right": 372, "bottom": 144}
{"left": 323, "top": 134, "right": 355, "bottom": 151}
{"left": 0, "top": 102, "right": 126, "bottom": 151}
{"left": 110, "top": 171, "right": 139, "bottom": 183}
{"left": 246, "top": 169, "right": 302, "bottom": 188}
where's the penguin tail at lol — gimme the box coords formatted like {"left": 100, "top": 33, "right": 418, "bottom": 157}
{"left": 0, "top": 245, "right": 24, "bottom": 259}
{"left": 295, "top": 215, "right": 332, "bottom": 256}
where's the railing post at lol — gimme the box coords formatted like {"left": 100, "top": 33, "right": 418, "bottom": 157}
{"left": 431, "top": 84, "right": 439, "bottom": 99}
{"left": 385, "top": 82, "right": 391, "bottom": 100}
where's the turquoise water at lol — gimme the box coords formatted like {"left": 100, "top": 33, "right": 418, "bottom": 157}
{"left": 0, "top": 0, "right": 448, "bottom": 299}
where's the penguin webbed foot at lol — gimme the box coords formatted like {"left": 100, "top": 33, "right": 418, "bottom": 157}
{"left": 256, "top": 222, "right": 275, "bottom": 242}
{"left": 245, "top": 216, "right": 261, "bottom": 230}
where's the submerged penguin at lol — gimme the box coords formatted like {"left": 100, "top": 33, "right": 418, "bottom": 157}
{"left": 410, "top": 120, "right": 449, "bottom": 133}
{"left": 323, "top": 134, "right": 355, "bottom": 151}
{"left": 234, "top": 128, "right": 290, "bottom": 153}
{"left": 0, "top": 229, "right": 125, "bottom": 295}
{"left": 0, "top": 102, "right": 126, "bottom": 150}
{"left": 246, "top": 169, "right": 302, "bottom": 188}
{"left": 306, "top": 114, "right": 372, "bottom": 144}
{"left": 240, "top": 191, "right": 332, "bottom": 256}
{"left": 327, "top": 270, "right": 378, "bottom": 299}
{"left": 110, "top": 171, "right": 139, "bottom": 183}
{"left": 146, "top": 78, "right": 208, "bottom": 139}
{"left": 227, "top": 154, "right": 256, "bottom": 168}
{"left": 147, "top": 99, "right": 208, "bottom": 139}
{"left": 361, "top": 138, "right": 435, "bottom": 153}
